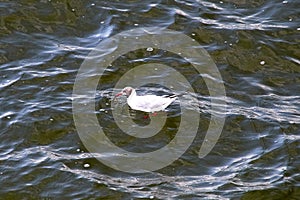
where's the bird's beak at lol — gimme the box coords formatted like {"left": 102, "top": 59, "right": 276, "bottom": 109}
{"left": 112, "top": 92, "right": 123, "bottom": 102}
{"left": 115, "top": 92, "right": 123, "bottom": 97}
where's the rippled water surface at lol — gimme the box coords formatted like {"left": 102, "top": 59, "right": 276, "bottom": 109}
{"left": 1, "top": 0, "right": 299, "bottom": 199}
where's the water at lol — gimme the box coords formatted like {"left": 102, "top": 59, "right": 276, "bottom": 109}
{"left": 0, "top": 0, "right": 299, "bottom": 199}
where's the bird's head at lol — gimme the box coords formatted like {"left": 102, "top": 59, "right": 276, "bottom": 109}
{"left": 115, "top": 87, "right": 134, "bottom": 97}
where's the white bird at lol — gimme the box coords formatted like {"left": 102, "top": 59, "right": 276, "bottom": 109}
{"left": 114, "top": 87, "right": 177, "bottom": 113}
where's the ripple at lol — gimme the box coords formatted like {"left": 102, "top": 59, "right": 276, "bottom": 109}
{"left": 0, "top": 0, "right": 299, "bottom": 199}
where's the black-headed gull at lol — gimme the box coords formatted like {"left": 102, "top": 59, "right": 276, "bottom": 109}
{"left": 115, "top": 87, "right": 177, "bottom": 113}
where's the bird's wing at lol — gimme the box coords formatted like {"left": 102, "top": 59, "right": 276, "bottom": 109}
{"left": 128, "top": 95, "right": 176, "bottom": 112}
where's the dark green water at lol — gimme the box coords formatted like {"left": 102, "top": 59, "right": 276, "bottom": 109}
{"left": 0, "top": 0, "right": 299, "bottom": 199}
